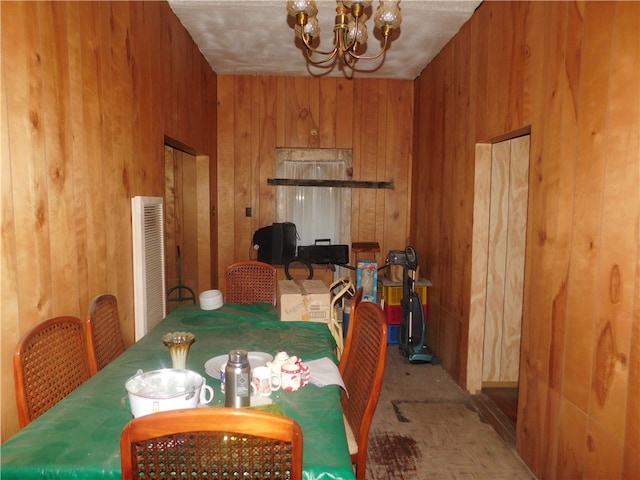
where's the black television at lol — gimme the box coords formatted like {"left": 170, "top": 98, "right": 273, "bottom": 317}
{"left": 252, "top": 222, "right": 297, "bottom": 265}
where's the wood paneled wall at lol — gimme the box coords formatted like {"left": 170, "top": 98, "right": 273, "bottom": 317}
{"left": 216, "top": 76, "right": 413, "bottom": 288}
{"left": 412, "top": 1, "right": 639, "bottom": 478}
{"left": 1, "top": 1, "right": 217, "bottom": 440}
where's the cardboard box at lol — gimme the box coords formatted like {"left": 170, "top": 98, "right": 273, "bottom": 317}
{"left": 277, "top": 280, "right": 331, "bottom": 322}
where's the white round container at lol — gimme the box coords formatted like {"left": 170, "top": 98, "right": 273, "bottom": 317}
{"left": 199, "top": 289, "right": 223, "bottom": 310}
{"left": 125, "top": 368, "right": 208, "bottom": 418}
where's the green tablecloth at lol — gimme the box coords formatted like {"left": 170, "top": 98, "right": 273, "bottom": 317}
{"left": 1, "top": 304, "right": 355, "bottom": 480}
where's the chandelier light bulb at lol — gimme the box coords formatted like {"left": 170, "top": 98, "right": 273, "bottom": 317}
{"left": 374, "top": 0, "right": 402, "bottom": 30}
{"left": 294, "top": 16, "right": 320, "bottom": 40}
{"left": 286, "top": 0, "right": 318, "bottom": 18}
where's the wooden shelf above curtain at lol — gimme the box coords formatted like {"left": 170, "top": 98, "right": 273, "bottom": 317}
{"left": 267, "top": 178, "right": 394, "bottom": 189}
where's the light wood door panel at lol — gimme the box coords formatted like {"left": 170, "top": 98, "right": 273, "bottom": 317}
{"left": 472, "top": 135, "right": 530, "bottom": 385}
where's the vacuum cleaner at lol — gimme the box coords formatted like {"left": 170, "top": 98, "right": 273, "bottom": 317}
{"left": 387, "top": 246, "right": 440, "bottom": 364}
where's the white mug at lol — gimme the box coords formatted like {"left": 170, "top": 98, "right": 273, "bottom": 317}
{"left": 199, "top": 378, "right": 214, "bottom": 404}
{"left": 281, "top": 363, "right": 303, "bottom": 392}
{"left": 252, "top": 365, "right": 281, "bottom": 397}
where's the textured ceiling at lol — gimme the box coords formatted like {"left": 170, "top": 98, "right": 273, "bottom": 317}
{"left": 167, "top": 0, "right": 482, "bottom": 79}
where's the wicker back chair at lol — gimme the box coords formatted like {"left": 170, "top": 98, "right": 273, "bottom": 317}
{"left": 225, "top": 261, "right": 277, "bottom": 305}
{"left": 86, "top": 293, "right": 126, "bottom": 375}
{"left": 13, "top": 316, "right": 92, "bottom": 427}
{"left": 339, "top": 301, "right": 388, "bottom": 480}
{"left": 120, "top": 408, "right": 303, "bottom": 480}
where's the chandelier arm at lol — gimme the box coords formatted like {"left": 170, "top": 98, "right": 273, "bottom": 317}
{"left": 346, "top": 35, "right": 390, "bottom": 61}
{"left": 301, "top": 31, "right": 340, "bottom": 56}
{"left": 305, "top": 47, "right": 340, "bottom": 66}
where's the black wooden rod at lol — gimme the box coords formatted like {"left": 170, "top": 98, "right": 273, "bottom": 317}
{"left": 267, "top": 178, "right": 394, "bottom": 189}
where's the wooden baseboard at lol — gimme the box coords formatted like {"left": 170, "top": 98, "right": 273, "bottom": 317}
{"left": 482, "top": 381, "right": 518, "bottom": 389}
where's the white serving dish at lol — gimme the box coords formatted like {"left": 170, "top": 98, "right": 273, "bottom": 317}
{"left": 199, "top": 289, "right": 223, "bottom": 310}
{"left": 125, "top": 368, "right": 208, "bottom": 418}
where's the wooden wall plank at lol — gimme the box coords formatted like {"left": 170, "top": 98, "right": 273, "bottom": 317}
{"left": 250, "top": 77, "right": 261, "bottom": 238}
{"left": 233, "top": 76, "right": 253, "bottom": 261}
{"left": 216, "top": 75, "right": 235, "bottom": 287}
{"left": 383, "top": 80, "right": 412, "bottom": 258}
{"left": 589, "top": 0, "right": 639, "bottom": 441}
{"left": 5, "top": 1, "right": 52, "bottom": 324}
{"left": 556, "top": 399, "right": 588, "bottom": 480}
{"left": 517, "top": 1, "right": 566, "bottom": 469}
{"left": 319, "top": 78, "right": 336, "bottom": 148}
{"left": 195, "top": 154, "right": 212, "bottom": 293}
{"left": 564, "top": 1, "right": 615, "bottom": 414}
{"left": 0, "top": 10, "right": 22, "bottom": 438}
{"left": 38, "top": 1, "right": 79, "bottom": 314}
{"left": 585, "top": 419, "right": 624, "bottom": 479}
{"left": 335, "top": 78, "right": 353, "bottom": 149}
{"left": 259, "top": 77, "right": 277, "bottom": 227}
{"left": 351, "top": 80, "right": 386, "bottom": 248}
{"left": 350, "top": 78, "right": 364, "bottom": 245}
{"left": 77, "top": 2, "right": 108, "bottom": 300}
{"left": 65, "top": 2, "right": 90, "bottom": 308}
{"left": 621, "top": 8, "right": 640, "bottom": 471}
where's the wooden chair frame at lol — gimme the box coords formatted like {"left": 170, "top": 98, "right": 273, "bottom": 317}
{"left": 339, "top": 301, "right": 388, "bottom": 480}
{"left": 338, "top": 286, "right": 364, "bottom": 371}
{"left": 120, "top": 408, "right": 303, "bottom": 480}
{"left": 13, "top": 315, "right": 91, "bottom": 427}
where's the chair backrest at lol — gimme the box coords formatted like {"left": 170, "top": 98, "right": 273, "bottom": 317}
{"left": 225, "top": 260, "right": 277, "bottom": 305}
{"left": 338, "top": 286, "right": 364, "bottom": 371}
{"left": 351, "top": 287, "right": 363, "bottom": 311}
{"left": 120, "top": 408, "right": 304, "bottom": 480}
{"left": 339, "top": 301, "right": 388, "bottom": 479}
{"left": 13, "top": 315, "right": 92, "bottom": 427}
{"left": 86, "top": 293, "right": 126, "bottom": 375}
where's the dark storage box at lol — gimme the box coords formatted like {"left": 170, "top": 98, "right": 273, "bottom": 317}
{"left": 297, "top": 239, "right": 349, "bottom": 265}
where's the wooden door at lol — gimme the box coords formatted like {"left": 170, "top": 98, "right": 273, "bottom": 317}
{"left": 482, "top": 136, "right": 530, "bottom": 384}
{"left": 164, "top": 145, "right": 212, "bottom": 313}
{"left": 467, "top": 135, "right": 530, "bottom": 391}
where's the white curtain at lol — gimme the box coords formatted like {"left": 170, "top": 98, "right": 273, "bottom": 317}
{"left": 281, "top": 161, "right": 349, "bottom": 247}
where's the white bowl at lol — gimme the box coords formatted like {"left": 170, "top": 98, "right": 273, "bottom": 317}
{"left": 199, "top": 289, "right": 223, "bottom": 310}
{"left": 125, "top": 369, "right": 210, "bottom": 418}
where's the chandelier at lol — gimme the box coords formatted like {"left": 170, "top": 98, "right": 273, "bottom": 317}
{"left": 286, "top": 0, "right": 402, "bottom": 73}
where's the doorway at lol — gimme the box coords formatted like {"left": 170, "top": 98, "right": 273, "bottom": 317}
{"left": 467, "top": 133, "right": 531, "bottom": 434}
{"left": 164, "top": 144, "right": 212, "bottom": 313}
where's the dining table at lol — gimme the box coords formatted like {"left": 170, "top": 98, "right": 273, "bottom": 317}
{"left": 1, "top": 304, "right": 356, "bottom": 480}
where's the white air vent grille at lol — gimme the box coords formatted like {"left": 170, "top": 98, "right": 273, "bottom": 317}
{"left": 131, "top": 196, "right": 166, "bottom": 341}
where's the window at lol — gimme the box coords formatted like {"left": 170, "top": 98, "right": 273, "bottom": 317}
{"left": 276, "top": 148, "right": 352, "bottom": 271}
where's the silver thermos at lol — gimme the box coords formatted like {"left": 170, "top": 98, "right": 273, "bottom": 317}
{"left": 225, "top": 349, "right": 251, "bottom": 408}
